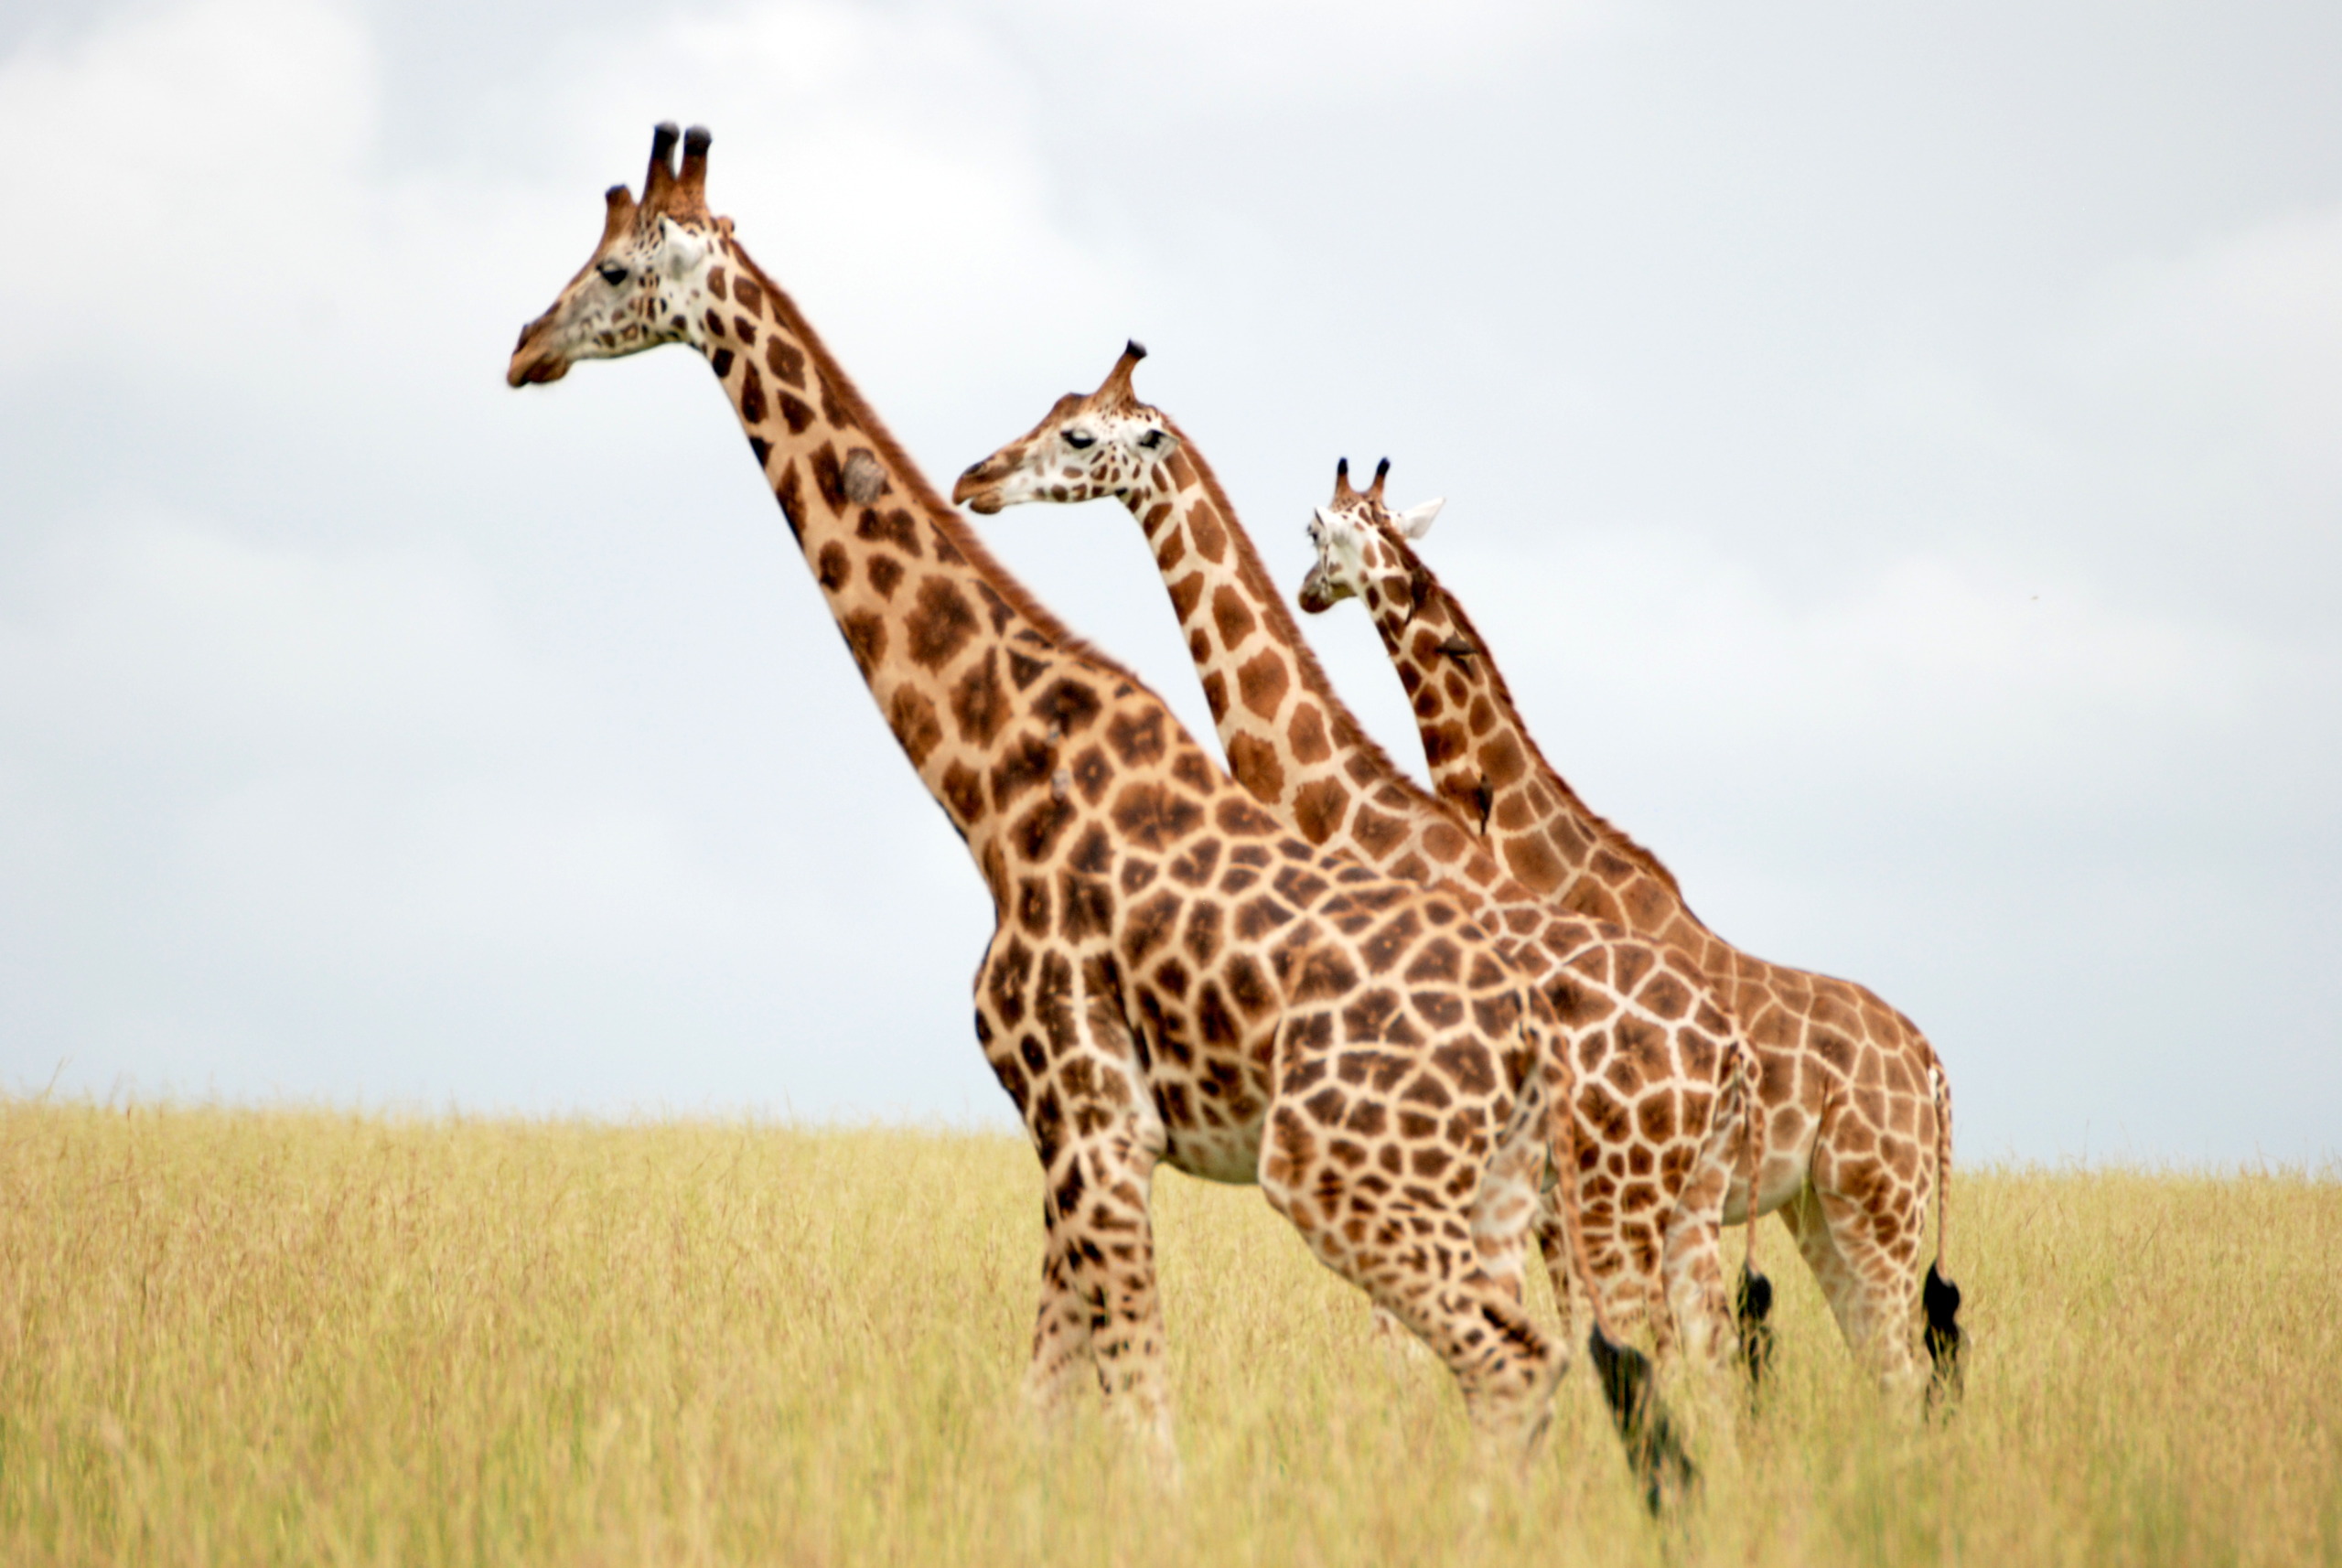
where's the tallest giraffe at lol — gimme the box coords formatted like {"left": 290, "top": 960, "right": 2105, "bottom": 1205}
{"left": 505, "top": 123, "right": 1693, "bottom": 1495}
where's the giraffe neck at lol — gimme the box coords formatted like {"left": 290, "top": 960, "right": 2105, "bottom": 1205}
{"left": 1117, "top": 432, "right": 1501, "bottom": 891}
{"left": 702, "top": 236, "right": 1136, "bottom": 899}
{"left": 1358, "top": 537, "right": 1708, "bottom": 941}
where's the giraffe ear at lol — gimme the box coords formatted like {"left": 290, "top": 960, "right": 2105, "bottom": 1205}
{"left": 1132, "top": 424, "right": 1181, "bottom": 456}
{"left": 1397, "top": 499, "right": 1444, "bottom": 540}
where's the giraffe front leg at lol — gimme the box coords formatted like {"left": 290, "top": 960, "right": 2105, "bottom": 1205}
{"left": 1022, "top": 1208, "right": 1097, "bottom": 1419}
{"left": 1045, "top": 1115, "right": 1175, "bottom": 1456}
{"left": 977, "top": 934, "right": 1173, "bottom": 1454}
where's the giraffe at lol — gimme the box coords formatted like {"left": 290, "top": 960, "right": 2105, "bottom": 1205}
{"left": 953, "top": 348, "right": 1772, "bottom": 1413}
{"left": 504, "top": 123, "right": 1677, "bottom": 1481}
{"left": 1295, "top": 459, "right": 1963, "bottom": 1398}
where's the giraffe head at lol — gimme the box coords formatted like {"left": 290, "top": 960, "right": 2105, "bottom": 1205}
{"left": 507, "top": 123, "right": 728, "bottom": 387}
{"left": 1296, "top": 457, "right": 1444, "bottom": 616}
{"left": 951, "top": 342, "right": 1182, "bottom": 513}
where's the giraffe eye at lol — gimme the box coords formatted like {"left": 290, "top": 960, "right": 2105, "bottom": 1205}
{"left": 597, "top": 261, "right": 628, "bottom": 286}
{"left": 1064, "top": 430, "right": 1096, "bottom": 451}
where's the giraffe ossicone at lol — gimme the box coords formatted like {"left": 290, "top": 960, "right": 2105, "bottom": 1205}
{"left": 1300, "top": 464, "right": 1963, "bottom": 1401}
{"left": 509, "top": 123, "right": 1687, "bottom": 1492}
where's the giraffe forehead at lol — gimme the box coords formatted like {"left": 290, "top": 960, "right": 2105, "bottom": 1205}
{"left": 1311, "top": 509, "right": 1380, "bottom": 574}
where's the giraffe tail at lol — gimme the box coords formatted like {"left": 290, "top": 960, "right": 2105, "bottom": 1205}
{"left": 1732, "top": 1040, "right": 1776, "bottom": 1391}
{"left": 1923, "top": 1057, "right": 1964, "bottom": 1405}
{"left": 1548, "top": 1046, "right": 1695, "bottom": 1514}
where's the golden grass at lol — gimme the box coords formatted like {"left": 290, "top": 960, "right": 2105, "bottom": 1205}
{"left": 2, "top": 1099, "right": 2336, "bottom": 1567}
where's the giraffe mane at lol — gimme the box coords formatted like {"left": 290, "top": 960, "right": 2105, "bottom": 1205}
{"left": 729, "top": 244, "right": 1141, "bottom": 687}
{"left": 1377, "top": 520, "right": 1692, "bottom": 907}
{"left": 1159, "top": 413, "right": 1437, "bottom": 812}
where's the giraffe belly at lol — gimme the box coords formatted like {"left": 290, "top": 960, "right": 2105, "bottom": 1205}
{"left": 1124, "top": 970, "right": 1281, "bottom": 1187}
{"left": 1165, "top": 1125, "right": 1265, "bottom": 1186}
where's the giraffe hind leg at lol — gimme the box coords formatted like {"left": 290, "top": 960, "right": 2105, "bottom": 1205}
{"left": 1728, "top": 1083, "right": 1776, "bottom": 1390}
{"left": 1793, "top": 1176, "right": 1929, "bottom": 1400}
{"left": 1572, "top": 1194, "right": 1702, "bottom": 1509}
{"left": 1565, "top": 1141, "right": 1700, "bottom": 1509}
{"left": 1259, "top": 1055, "right": 1563, "bottom": 1459}
{"left": 1780, "top": 1182, "right": 1876, "bottom": 1361}
{"left": 1585, "top": 1328, "right": 1693, "bottom": 1515}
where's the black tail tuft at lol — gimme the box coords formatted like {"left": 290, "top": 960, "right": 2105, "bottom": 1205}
{"left": 1736, "top": 1264, "right": 1776, "bottom": 1389}
{"left": 1923, "top": 1262, "right": 1963, "bottom": 1406}
{"left": 1588, "top": 1328, "right": 1697, "bottom": 1516}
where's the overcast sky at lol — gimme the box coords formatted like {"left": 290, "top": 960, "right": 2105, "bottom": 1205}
{"left": 2, "top": 0, "right": 2336, "bottom": 1161}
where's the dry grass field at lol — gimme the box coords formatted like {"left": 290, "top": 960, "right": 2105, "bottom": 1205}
{"left": 1, "top": 1098, "right": 2335, "bottom": 1567}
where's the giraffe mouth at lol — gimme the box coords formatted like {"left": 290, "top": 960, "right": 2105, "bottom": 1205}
{"left": 1296, "top": 564, "right": 1343, "bottom": 614}
{"left": 951, "top": 467, "right": 1005, "bottom": 513}
{"left": 506, "top": 351, "right": 571, "bottom": 387}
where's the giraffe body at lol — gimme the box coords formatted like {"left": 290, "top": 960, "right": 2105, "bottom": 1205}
{"left": 1297, "top": 470, "right": 1962, "bottom": 1394}
{"left": 506, "top": 126, "right": 1653, "bottom": 1468}
{"left": 955, "top": 350, "right": 1767, "bottom": 1390}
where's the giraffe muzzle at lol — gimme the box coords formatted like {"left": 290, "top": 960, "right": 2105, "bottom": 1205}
{"left": 952, "top": 464, "right": 1006, "bottom": 514}
{"left": 506, "top": 354, "right": 569, "bottom": 387}
{"left": 1296, "top": 563, "right": 1344, "bottom": 614}
{"left": 507, "top": 316, "right": 572, "bottom": 387}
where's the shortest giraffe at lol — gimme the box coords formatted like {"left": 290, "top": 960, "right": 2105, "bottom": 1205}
{"left": 1299, "top": 459, "right": 1962, "bottom": 1400}
{"left": 504, "top": 123, "right": 1684, "bottom": 1487}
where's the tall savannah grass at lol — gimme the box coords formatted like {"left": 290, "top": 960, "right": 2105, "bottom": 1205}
{"left": 2, "top": 1097, "right": 2335, "bottom": 1566}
